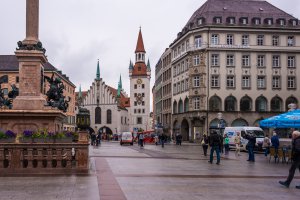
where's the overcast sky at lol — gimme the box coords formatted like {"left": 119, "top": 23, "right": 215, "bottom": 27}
{"left": 0, "top": 0, "right": 299, "bottom": 110}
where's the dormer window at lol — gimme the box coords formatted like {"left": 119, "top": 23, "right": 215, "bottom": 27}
{"left": 279, "top": 19, "right": 285, "bottom": 26}
{"left": 292, "top": 20, "right": 297, "bottom": 26}
{"left": 254, "top": 18, "right": 260, "bottom": 25}
{"left": 214, "top": 17, "right": 222, "bottom": 24}
{"left": 198, "top": 18, "right": 203, "bottom": 25}
{"left": 267, "top": 19, "right": 273, "bottom": 25}
{"left": 240, "top": 18, "right": 248, "bottom": 25}
{"left": 229, "top": 18, "right": 235, "bottom": 24}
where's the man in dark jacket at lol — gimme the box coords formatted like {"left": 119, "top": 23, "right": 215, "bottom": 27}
{"left": 279, "top": 131, "right": 300, "bottom": 189}
{"left": 245, "top": 134, "right": 256, "bottom": 162}
{"left": 208, "top": 131, "right": 221, "bottom": 164}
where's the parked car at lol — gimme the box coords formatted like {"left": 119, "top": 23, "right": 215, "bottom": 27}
{"left": 120, "top": 132, "right": 133, "bottom": 145}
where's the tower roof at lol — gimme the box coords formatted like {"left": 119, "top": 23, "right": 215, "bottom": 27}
{"left": 135, "top": 28, "right": 146, "bottom": 53}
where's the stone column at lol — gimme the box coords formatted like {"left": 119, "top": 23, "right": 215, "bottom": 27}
{"left": 14, "top": 0, "right": 47, "bottom": 110}
{"left": 24, "top": 0, "right": 39, "bottom": 45}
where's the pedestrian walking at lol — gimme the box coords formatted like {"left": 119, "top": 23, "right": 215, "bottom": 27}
{"left": 271, "top": 131, "right": 280, "bottom": 161}
{"left": 91, "top": 132, "right": 96, "bottom": 146}
{"left": 263, "top": 135, "right": 270, "bottom": 157}
{"left": 279, "top": 131, "right": 300, "bottom": 189}
{"left": 208, "top": 131, "right": 221, "bottom": 164}
{"left": 96, "top": 132, "right": 101, "bottom": 146}
{"left": 160, "top": 133, "right": 166, "bottom": 148}
{"left": 234, "top": 132, "right": 241, "bottom": 156}
{"left": 245, "top": 133, "right": 256, "bottom": 162}
{"left": 178, "top": 134, "right": 182, "bottom": 146}
{"left": 224, "top": 134, "right": 229, "bottom": 155}
{"left": 138, "top": 133, "right": 144, "bottom": 148}
{"left": 154, "top": 135, "right": 159, "bottom": 145}
{"left": 201, "top": 134, "right": 209, "bottom": 156}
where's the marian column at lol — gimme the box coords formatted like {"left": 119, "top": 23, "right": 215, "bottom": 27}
{"left": 24, "top": 0, "right": 39, "bottom": 45}
{"left": 14, "top": 0, "right": 47, "bottom": 110}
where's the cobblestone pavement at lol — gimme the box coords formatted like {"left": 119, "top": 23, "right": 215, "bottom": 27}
{"left": 0, "top": 141, "right": 299, "bottom": 200}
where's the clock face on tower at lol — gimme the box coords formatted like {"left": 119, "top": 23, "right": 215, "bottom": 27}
{"left": 136, "top": 93, "right": 143, "bottom": 105}
{"left": 136, "top": 79, "right": 142, "bottom": 84}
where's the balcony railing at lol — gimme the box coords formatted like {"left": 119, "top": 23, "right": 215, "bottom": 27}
{"left": 0, "top": 142, "right": 89, "bottom": 175}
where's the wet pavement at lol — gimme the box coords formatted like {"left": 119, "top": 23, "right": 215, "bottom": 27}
{"left": 1, "top": 141, "right": 299, "bottom": 199}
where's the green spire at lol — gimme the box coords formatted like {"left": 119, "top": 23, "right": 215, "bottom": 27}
{"left": 96, "top": 59, "right": 100, "bottom": 80}
{"left": 147, "top": 58, "right": 151, "bottom": 70}
{"left": 119, "top": 74, "right": 122, "bottom": 89}
{"left": 78, "top": 84, "right": 82, "bottom": 98}
{"left": 129, "top": 60, "right": 133, "bottom": 70}
{"left": 117, "top": 75, "right": 122, "bottom": 97}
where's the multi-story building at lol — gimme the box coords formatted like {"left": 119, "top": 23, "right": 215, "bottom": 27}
{"left": 155, "top": 48, "right": 172, "bottom": 135}
{"left": 0, "top": 55, "right": 76, "bottom": 131}
{"left": 155, "top": 0, "right": 300, "bottom": 141}
{"left": 154, "top": 59, "right": 162, "bottom": 125}
{"left": 129, "top": 29, "right": 151, "bottom": 132}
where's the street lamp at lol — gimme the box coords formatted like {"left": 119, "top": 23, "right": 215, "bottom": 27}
{"left": 217, "top": 112, "right": 224, "bottom": 135}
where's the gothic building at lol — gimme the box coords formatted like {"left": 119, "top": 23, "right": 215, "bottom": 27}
{"left": 80, "top": 60, "right": 130, "bottom": 135}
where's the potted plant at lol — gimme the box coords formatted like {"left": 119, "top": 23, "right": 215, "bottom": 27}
{"left": 32, "top": 129, "right": 47, "bottom": 143}
{"left": 20, "top": 130, "right": 34, "bottom": 143}
{"left": 54, "top": 131, "right": 73, "bottom": 143}
{"left": 0, "top": 130, "right": 16, "bottom": 143}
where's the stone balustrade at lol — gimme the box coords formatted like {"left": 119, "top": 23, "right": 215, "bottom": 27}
{"left": 0, "top": 142, "right": 89, "bottom": 175}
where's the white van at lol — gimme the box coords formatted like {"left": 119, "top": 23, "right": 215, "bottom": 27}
{"left": 120, "top": 132, "right": 134, "bottom": 145}
{"left": 224, "top": 127, "right": 265, "bottom": 151}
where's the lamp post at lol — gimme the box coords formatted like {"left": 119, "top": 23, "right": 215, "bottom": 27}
{"left": 217, "top": 112, "right": 224, "bottom": 135}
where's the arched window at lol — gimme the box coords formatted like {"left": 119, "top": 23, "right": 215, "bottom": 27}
{"left": 184, "top": 98, "right": 189, "bottom": 112}
{"left": 285, "top": 96, "right": 298, "bottom": 111}
{"left": 255, "top": 96, "right": 268, "bottom": 112}
{"left": 209, "top": 96, "right": 222, "bottom": 111}
{"left": 231, "top": 118, "right": 248, "bottom": 127}
{"left": 95, "top": 107, "right": 101, "bottom": 124}
{"left": 178, "top": 99, "right": 183, "bottom": 113}
{"left": 271, "top": 96, "right": 283, "bottom": 112}
{"left": 240, "top": 96, "right": 252, "bottom": 111}
{"left": 173, "top": 101, "right": 178, "bottom": 114}
{"left": 225, "top": 96, "right": 237, "bottom": 111}
{"left": 107, "top": 109, "right": 112, "bottom": 124}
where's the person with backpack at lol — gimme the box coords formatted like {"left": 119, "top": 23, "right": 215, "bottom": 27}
{"left": 279, "top": 131, "right": 300, "bottom": 189}
{"left": 208, "top": 131, "right": 221, "bottom": 164}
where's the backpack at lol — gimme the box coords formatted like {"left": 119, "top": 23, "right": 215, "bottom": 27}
{"left": 294, "top": 137, "right": 300, "bottom": 152}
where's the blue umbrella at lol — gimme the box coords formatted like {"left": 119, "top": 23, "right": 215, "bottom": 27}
{"left": 260, "top": 109, "right": 300, "bottom": 128}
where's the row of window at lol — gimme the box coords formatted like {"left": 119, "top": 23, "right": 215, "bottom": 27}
{"left": 133, "top": 84, "right": 145, "bottom": 89}
{"left": 134, "top": 101, "right": 145, "bottom": 106}
{"left": 201, "top": 17, "right": 298, "bottom": 27}
{"left": 173, "top": 95, "right": 298, "bottom": 113}
{"left": 210, "top": 34, "right": 295, "bottom": 47}
{"left": 207, "top": 95, "right": 298, "bottom": 112}
{"left": 173, "top": 79, "right": 189, "bottom": 94}
{"left": 95, "top": 108, "right": 112, "bottom": 124}
{"left": 134, "top": 109, "right": 145, "bottom": 114}
{"left": 210, "top": 75, "right": 296, "bottom": 89}
{"left": 173, "top": 59, "right": 189, "bottom": 77}
{"left": 210, "top": 54, "right": 296, "bottom": 68}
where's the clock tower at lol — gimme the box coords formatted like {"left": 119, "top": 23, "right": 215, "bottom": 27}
{"left": 129, "top": 28, "right": 151, "bottom": 132}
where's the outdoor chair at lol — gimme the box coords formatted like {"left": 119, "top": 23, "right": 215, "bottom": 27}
{"left": 269, "top": 147, "right": 276, "bottom": 163}
{"left": 277, "top": 148, "right": 284, "bottom": 163}
{"left": 285, "top": 150, "right": 293, "bottom": 164}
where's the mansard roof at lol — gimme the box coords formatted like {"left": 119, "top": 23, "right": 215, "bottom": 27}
{"left": 174, "top": 0, "right": 300, "bottom": 42}
{"left": 186, "top": 0, "right": 297, "bottom": 26}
